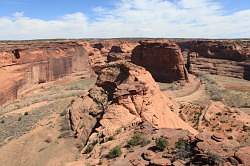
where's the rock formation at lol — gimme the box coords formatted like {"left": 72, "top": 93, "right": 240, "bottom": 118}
{"left": 68, "top": 61, "right": 197, "bottom": 146}
{"left": 178, "top": 40, "right": 250, "bottom": 80}
{"left": 179, "top": 102, "right": 250, "bottom": 146}
{"left": 90, "top": 39, "right": 138, "bottom": 54}
{"left": 85, "top": 40, "right": 138, "bottom": 68}
{"left": 131, "top": 40, "right": 189, "bottom": 83}
{"left": 0, "top": 40, "right": 92, "bottom": 105}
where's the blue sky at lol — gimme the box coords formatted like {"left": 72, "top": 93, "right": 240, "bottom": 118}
{"left": 0, "top": 0, "right": 250, "bottom": 39}
{"left": 1, "top": 0, "right": 249, "bottom": 19}
{"left": 0, "top": 0, "right": 116, "bottom": 20}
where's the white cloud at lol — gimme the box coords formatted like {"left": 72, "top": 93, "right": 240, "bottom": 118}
{"left": 0, "top": 0, "right": 250, "bottom": 40}
{"left": 0, "top": 12, "right": 88, "bottom": 40}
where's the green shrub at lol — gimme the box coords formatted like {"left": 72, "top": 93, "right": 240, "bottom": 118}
{"left": 60, "top": 109, "right": 67, "bottom": 117}
{"left": 175, "top": 139, "right": 192, "bottom": 159}
{"left": 106, "top": 136, "right": 114, "bottom": 142}
{"left": 175, "top": 139, "right": 189, "bottom": 149}
{"left": 127, "top": 133, "right": 151, "bottom": 147}
{"left": 206, "top": 153, "right": 224, "bottom": 165}
{"left": 84, "top": 144, "right": 94, "bottom": 154}
{"left": 84, "top": 141, "right": 98, "bottom": 154}
{"left": 108, "top": 146, "right": 122, "bottom": 159}
{"left": 155, "top": 137, "right": 168, "bottom": 151}
{"left": 194, "top": 112, "right": 202, "bottom": 127}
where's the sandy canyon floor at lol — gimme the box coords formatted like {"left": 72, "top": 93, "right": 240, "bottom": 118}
{"left": 0, "top": 71, "right": 95, "bottom": 166}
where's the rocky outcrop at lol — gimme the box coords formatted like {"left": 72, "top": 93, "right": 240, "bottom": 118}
{"left": 77, "top": 120, "right": 249, "bottom": 166}
{"left": 86, "top": 40, "right": 138, "bottom": 69}
{"left": 67, "top": 87, "right": 108, "bottom": 145}
{"left": 78, "top": 40, "right": 138, "bottom": 71}
{"left": 179, "top": 102, "right": 250, "bottom": 146}
{"left": 78, "top": 41, "right": 107, "bottom": 69}
{"left": 131, "top": 40, "right": 189, "bottom": 83}
{"left": 178, "top": 40, "right": 250, "bottom": 80}
{"left": 68, "top": 61, "right": 197, "bottom": 145}
{"left": 107, "top": 43, "right": 134, "bottom": 62}
{"left": 90, "top": 40, "right": 138, "bottom": 54}
{"left": 0, "top": 40, "right": 92, "bottom": 105}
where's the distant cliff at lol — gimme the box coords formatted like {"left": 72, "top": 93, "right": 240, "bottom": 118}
{"left": 0, "top": 41, "right": 92, "bottom": 105}
{"left": 177, "top": 40, "right": 250, "bottom": 80}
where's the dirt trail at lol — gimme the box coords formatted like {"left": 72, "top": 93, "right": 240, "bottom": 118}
{"left": 162, "top": 75, "right": 208, "bottom": 103}
{"left": 176, "top": 84, "right": 207, "bottom": 102}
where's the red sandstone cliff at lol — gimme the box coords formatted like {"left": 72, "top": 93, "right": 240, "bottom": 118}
{"left": 0, "top": 41, "right": 92, "bottom": 105}
{"left": 131, "top": 40, "right": 189, "bottom": 83}
{"left": 177, "top": 40, "right": 250, "bottom": 80}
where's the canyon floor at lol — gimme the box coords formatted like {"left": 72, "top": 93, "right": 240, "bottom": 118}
{"left": 0, "top": 72, "right": 95, "bottom": 166}
{"left": 0, "top": 71, "right": 249, "bottom": 166}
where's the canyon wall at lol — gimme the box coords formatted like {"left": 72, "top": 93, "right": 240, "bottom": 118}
{"left": 131, "top": 40, "right": 189, "bottom": 82}
{"left": 0, "top": 41, "right": 92, "bottom": 105}
{"left": 177, "top": 40, "right": 250, "bottom": 80}
{"left": 1, "top": 39, "right": 249, "bottom": 105}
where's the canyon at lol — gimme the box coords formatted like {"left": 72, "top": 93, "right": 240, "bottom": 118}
{"left": 177, "top": 40, "right": 250, "bottom": 80}
{"left": 0, "top": 40, "right": 92, "bottom": 105}
{"left": 131, "top": 40, "right": 189, "bottom": 82}
{"left": 0, "top": 39, "right": 249, "bottom": 166}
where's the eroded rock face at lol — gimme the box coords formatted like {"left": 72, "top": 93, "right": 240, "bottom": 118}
{"left": 68, "top": 61, "right": 197, "bottom": 144}
{"left": 84, "top": 40, "right": 138, "bottom": 69}
{"left": 67, "top": 87, "right": 108, "bottom": 145}
{"left": 0, "top": 41, "right": 92, "bottom": 105}
{"left": 178, "top": 40, "right": 250, "bottom": 80}
{"left": 90, "top": 40, "right": 138, "bottom": 54}
{"left": 78, "top": 41, "right": 107, "bottom": 69}
{"left": 179, "top": 102, "right": 250, "bottom": 146}
{"left": 131, "top": 40, "right": 189, "bottom": 83}
{"left": 179, "top": 40, "right": 250, "bottom": 61}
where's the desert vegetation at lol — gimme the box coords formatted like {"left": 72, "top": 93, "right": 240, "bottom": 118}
{"left": 155, "top": 137, "right": 168, "bottom": 151}
{"left": 0, "top": 78, "right": 95, "bottom": 115}
{"left": 127, "top": 132, "right": 151, "bottom": 148}
{"left": 0, "top": 77, "right": 95, "bottom": 146}
{"left": 199, "top": 73, "right": 250, "bottom": 108}
{"left": 108, "top": 146, "right": 122, "bottom": 159}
